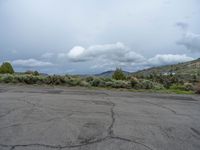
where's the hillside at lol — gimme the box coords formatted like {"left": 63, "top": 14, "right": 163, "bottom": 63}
{"left": 133, "top": 58, "right": 200, "bottom": 80}
{"left": 95, "top": 70, "right": 131, "bottom": 77}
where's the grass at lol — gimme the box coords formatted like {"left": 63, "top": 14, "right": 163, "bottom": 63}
{"left": 157, "top": 89, "right": 194, "bottom": 95}
{"left": 0, "top": 81, "right": 195, "bottom": 95}
{"left": 87, "top": 85, "right": 195, "bottom": 95}
{"left": 0, "top": 74, "right": 197, "bottom": 95}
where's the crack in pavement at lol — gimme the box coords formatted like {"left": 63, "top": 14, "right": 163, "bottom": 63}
{"left": 142, "top": 100, "right": 197, "bottom": 119}
{"left": 107, "top": 100, "right": 115, "bottom": 136}
{"left": 143, "top": 100, "right": 177, "bottom": 114}
{"left": 0, "top": 137, "right": 109, "bottom": 150}
{"left": 0, "top": 108, "right": 18, "bottom": 119}
{"left": 110, "top": 136, "right": 154, "bottom": 150}
{"left": 191, "top": 127, "right": 200, "bottom": 137}
{"left": 0, "top": 135, "right": 154, "bottom": 150}
{"left": 0, "top": 97, "right": 154, "bottom": 150}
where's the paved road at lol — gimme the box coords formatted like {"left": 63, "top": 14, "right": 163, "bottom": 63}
{"left": 0, "top": 85, "right": 200, "bottom": 150}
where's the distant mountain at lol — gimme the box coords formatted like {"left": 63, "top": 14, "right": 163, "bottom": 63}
{"left": 133, "top": 58, "right": 200, "bottom": 80}
{"left": 95, "top": 70, "right": 132, "bottom": 77}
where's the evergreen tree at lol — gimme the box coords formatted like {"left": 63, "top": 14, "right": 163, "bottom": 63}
{"left": 0, "top": 62, "right": 14, "bottom": 74}
{"left": 112, "top": 68, "right": 126, "bottom": 80}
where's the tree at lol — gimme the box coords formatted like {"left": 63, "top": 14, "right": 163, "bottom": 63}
{"left": 0, "top": 62, "right": 14, "bottom": 74}
{"left": 112, "top": 68, "right": 126, "bottom": 80}
{"left": 25, "top": 70, "right": 39, "bottom": 76}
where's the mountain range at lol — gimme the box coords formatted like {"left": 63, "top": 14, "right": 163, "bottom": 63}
{"left": 96, "top": 58, "right": 200, "bottom": 79}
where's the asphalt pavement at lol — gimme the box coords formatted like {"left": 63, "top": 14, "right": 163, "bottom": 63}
{"left": 0, "top": 84, "right": 200, "bottom": 150}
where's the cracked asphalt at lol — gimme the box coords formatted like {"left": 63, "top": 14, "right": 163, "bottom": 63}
{"left": 0, "top": 85, "right": 200, "bottom": 150}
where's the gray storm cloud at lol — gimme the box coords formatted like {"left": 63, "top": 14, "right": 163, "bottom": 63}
{"left": 62, "top": 42, "right": 194, "bottom": 70}
{"left": 177, "top": 32, "right": 200, "bottom": 52}
{"left": 0, "top": 0, "right": 199, "bottom": 74}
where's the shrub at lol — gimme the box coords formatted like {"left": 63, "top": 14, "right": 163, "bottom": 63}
{"left": 85, "top": 76, "right": 94, "bottom": 82}
{"left": 66, "top": 77, "right": 82, "bottom": 86}
{"left": 105, "top": 81, "right": 113, "bottom": 87}
{"left": 130, "top": 77, "right": 139, "bottom": 88}
{"left": 141, "top": 80, "right": 154, "bottom": 89}
{"left": 14, "top": 75, "right": 26, "bottom": 83}
{"left": 45, "top": 75, "right": 66, "bottom": 85}
{"left": 34, "top": 71, "right": 39, "bottom": 76}
{"left": 112, "top": 68, "right": 126, "bottom": 80}
{"left": 25, "top": 71, "right": 40, "bottom": 76}
{"left": 153, "top": 84, "right": 165, "bottom": 90}
{"left": 170, "top": 83, "right": 194, "bottom": 91}
{"left": 17, "top": 75, "right": 40, "bottom": 84}
{"left": 91, "top": 78, "right": 101, "bottom": 87}
{"left": 184, "top": 83, "right": 194, "bottom": 91}
{"left": 102, "top": 77, "right": 113, "bottom": 82}
{"left": 98, "top": 80, "right": 106, "bottom": 87}
{"left": 80, "top": 80, "right": 90, "bottom": 87}
{"left": 194, "top": 82, "right": 200, "bottom": 94}
{"left": 111, "top": 80, "right": 130, "bottom": 88}
{"left": 2, "top": 75, "right": 14, "bottom": 83}
{"left": 170, "top": 84, "right": 185, "bottom": 91}
{"left": 132, "top": 79, "right": 161, "bottom": 90}
{"left": 155, "top": 75, "right": 182, "bottom": 89}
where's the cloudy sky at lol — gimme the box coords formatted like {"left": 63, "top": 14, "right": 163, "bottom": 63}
{"left": 0, "top": 0, "right": 200, "bottom": 74}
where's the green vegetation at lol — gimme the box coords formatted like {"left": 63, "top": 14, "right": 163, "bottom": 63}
{"left": 112, "top": 68, "right": 126, "bottom": 80}
{"left": 0, "top": 62, "right": 199, "bottom": 94}
{"left": 194, "top": 82, "right": 200, "bottom": 94}
{"left": 25, "top": 70, "right": 39, "bottom": 76}
{"left": 133, "top": 58, "right": 200, "bottom": 82}
{"left": 0, "top": 62, "right": 14, "bottom": 74}
{"left": 0, "top": 72, "right": 198, "bottom": 94}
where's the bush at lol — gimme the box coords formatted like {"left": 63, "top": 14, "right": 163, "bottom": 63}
{"left": 45, "top": 75, "right": 66, "bottom": 85}
{"left": 66, "top": 77, "right": 82, "bottom": 86}
{"left": 194, "top": 82, "right": 200, "bottom": 94}
{"left": 184, "top": 83, "right": 194, "bottom": 91}
{"left": 170, "top": 83, "right": 194, "bottom": 91}
{"left": 105, "top": 81, "right": 113, "bottom": 87}
{"left": 25, "top": 71, "right": 39, "bottom": 76}
{"left": 112, "top": 68, "right": 126, "bottom": 80}
{"left": 170, "top": 84, "right": 185, "bottom": 91}
{"left": 140, "top": 80, "right": 154, "bottom": 89}
{"left": 80, "top": 80, "right": 90, "bottom": 87}
{"left": 2, "top": 75, "right": 14, "bottom": 83}
{"left": 153, "top": 83, "right": 165, "bottom": 90}
{"left": 131, "top": 79, "right": 163, "bottom": 90}
{"left": 155, "top": 75, "right": 182, "bottom": 89}
{"left": 130, "top": 77, "right": 139, "bottom": 88}
{"left": 13, "top": 75, "right": 41, "bottom": 84}
{"left": 110, "top": 80, "right": 130, "bottom": 89}
{"left": 85, "top": 76, "right": 94, "bottom": 82}
{"left": 90, "top": 78, "right": 101, "bottom": 87}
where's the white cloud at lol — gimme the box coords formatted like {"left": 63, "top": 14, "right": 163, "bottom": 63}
{"left": 12, "top": 59, "right": 54, "bottom": 67}
{"left": 66, "top": 42, "right": 195, "bottom": 71}
{"left": 67, "top": 46, "right": 86, "bottom": 61}
{"left": 67, "top": 42, "right": 145, "bottom": 63}
{"left": 148, "top": 54, "right": 194, "bottom": 66}
{"left": 177, "top": 32, "right": 200, "bottom": 52}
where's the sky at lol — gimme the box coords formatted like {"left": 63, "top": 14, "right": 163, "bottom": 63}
{"left": 0, "top": 0, "right": 200, "bottom": 74}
